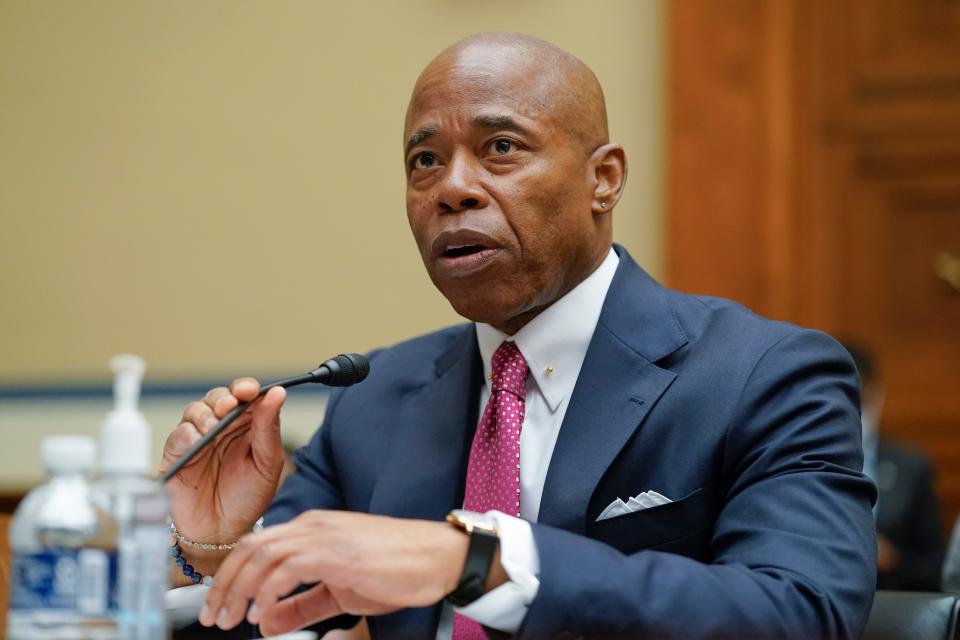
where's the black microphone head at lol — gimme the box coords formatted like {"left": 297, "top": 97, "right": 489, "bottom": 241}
{"left": 342, "top": 353, "right": 370, "bottom": 382}
{"left": 311, "top": 353, "right": 370, "bottom": 387}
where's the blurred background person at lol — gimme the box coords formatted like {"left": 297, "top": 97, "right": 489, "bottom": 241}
{"left": 846, "top": 341, "right": 945, "bottom": 591}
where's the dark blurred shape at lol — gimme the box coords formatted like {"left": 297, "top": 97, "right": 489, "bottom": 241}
{"left": 863, "top": 590, "right": 960, "bottom": 640}
{"left": 945, "top": 518, "right": 960, "bottom": 592}
{"left": 846, "top": 341, "right": 946, "bottom": 591}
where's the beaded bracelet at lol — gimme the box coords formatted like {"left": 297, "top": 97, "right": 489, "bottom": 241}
{"left": 170, "top": 542, "right": 214, "bottom": 586}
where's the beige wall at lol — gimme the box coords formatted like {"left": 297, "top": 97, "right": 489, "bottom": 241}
{"left": 0, "top": 0, "right": 665, "bottom": 384}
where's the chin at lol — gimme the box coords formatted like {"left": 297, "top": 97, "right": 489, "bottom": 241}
{"left": 432, "top": 272, "right": 535, "bottom": 328}
{"left": 446, "top": 296, "right": 504, "bottom": 325}
{"left": 447, "top": 295, "right": 539, "bottom": 334}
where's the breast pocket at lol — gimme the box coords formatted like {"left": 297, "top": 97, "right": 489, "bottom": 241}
{"left": 586, "top": 488, "right": 714, "bottom": 560}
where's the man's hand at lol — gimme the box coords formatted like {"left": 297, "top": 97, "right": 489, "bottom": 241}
{"left": 159, "top": 378, "right": 287, "bottom": 572}
{"left": 198, "top": 511, "right": 481, "bottom": 636}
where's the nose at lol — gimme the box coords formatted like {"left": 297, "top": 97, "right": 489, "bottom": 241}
{"left": 436, "top": 152, "right": 489, "bottom": 213}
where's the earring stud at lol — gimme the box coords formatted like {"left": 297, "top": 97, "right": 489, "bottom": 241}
{"left": 600, "top": 201, "right": 607, "bottom": 209}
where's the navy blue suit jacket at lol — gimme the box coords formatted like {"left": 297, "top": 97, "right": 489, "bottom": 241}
{"left": 264, "top": 246, "right": 877, "bottom": 639}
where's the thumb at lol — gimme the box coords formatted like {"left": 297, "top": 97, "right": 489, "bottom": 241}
{"left": 258, "top": 583, "right": 341, "bottom": 637}
{"left": 249, "top": 386, "right": 286, "bottom": 468}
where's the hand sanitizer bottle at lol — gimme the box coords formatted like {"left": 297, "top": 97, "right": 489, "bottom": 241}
{"left": 93, "top": 354, "right": 170, "bottom": 640}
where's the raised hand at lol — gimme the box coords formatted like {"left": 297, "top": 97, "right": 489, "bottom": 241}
{"left": 159, "top": 378, "right": 287, "bottom": 562}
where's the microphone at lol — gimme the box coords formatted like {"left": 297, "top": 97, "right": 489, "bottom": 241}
{"left": 159, "top": 354, "right": 369, "bottom": 483}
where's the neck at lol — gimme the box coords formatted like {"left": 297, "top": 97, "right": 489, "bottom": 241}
{"left": 491, "top": 243, "right": 613, "bottom": 336}
{"left": 492, "top": 305, "right": 548, "bottom": 336}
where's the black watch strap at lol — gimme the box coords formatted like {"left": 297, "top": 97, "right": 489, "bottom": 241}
{"left": 446, "top": 527, "right": 499, "bottom": 607}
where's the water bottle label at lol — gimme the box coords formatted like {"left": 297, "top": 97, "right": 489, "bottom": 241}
{"left": 9, "top": 549, "right": 118, "bottom": 613}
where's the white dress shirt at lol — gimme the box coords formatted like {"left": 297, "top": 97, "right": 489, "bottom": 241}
{"left": 437, "top": 248, "right": 620, "bottom": 636}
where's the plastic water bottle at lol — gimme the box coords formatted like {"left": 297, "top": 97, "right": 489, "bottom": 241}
{"left": 92, "top": 354, "right": 170, "bottom": 640}
{"left": 7, "top": 436, "right": 119, "bottom": 640}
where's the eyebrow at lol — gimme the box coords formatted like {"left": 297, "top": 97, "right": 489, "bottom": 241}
{"left": 472, "top": 114, "right": 532, "bottom": 137}
{"left": 405, "top": 126, "right": 437, "bottom": 155}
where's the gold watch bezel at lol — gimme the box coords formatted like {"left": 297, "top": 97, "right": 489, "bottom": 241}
{"left": 446, "top": 509, "right": 499, "bottom": 537}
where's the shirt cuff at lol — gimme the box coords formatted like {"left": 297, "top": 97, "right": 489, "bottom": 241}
{"left": 454, "top": 511, "right": 540, "bottom": 633}
{"left": 165, "top": 584, "right": 210, "bottom": 630}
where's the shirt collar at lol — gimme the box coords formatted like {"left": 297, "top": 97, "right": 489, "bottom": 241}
{"left": 476, "top": 247, "right": 620, "bottom": 412}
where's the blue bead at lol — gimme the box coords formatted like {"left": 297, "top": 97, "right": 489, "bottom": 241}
{"left": 190, "top": 572, "right": 202, "bottom": 584}
{"left": 182, "top": 564, "right": 194, "bottom": 576}
{"left": 169, "top": 545, "right": 181, "bottom": 558}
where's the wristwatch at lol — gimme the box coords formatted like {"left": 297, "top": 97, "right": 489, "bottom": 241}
{"left": 445, "top": 509, "right": 500, "bottom": 607}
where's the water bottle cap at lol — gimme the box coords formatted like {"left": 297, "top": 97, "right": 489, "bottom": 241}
{"left": 42, "top": 436, "right": 96, "bottom": 474}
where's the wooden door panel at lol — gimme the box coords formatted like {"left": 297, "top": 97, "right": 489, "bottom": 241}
{"left": 886, "top": 201, "right": 960, "bottom": 334}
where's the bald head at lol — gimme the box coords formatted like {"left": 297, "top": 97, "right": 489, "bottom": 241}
{"left": 407, "top": 33, "right": 609, "bottom": 152}
{"left": 403, "top": 33, "right": 627, "bottom": 334}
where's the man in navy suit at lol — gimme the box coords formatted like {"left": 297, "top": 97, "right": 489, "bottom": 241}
{"left": 162, "top": 33, "right": 876, "bottom": 639}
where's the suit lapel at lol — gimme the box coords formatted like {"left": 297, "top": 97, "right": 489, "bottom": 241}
{"left": 368, "top": 326, "right": 482, "bottom": 521}
{"left": 538, "top": 248, "right": 687, "bottom": 534}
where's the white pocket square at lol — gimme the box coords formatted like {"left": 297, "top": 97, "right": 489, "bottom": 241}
{"left": 596, "top": 491, "right": 672, "bottom": 521}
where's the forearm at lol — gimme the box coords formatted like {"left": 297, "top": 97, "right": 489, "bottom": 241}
{"left": 522, "top": 523, "right": 871, "bottom": 640}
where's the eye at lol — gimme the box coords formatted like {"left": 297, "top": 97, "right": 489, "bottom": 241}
{"left": 413, "top": 152, "right": 437, "bottom": 169}
{"left": 492, "top": 139, "right": 514, "bottom": 155}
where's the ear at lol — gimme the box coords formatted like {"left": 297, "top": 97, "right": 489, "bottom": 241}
{"left": 589, "top": 143, "right": 627, "bottom": 214}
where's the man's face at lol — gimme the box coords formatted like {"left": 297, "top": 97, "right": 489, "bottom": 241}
{"left": 404, "top": 50, "right": 607, "bottom": 334}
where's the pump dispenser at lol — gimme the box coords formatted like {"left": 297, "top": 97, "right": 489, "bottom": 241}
{"left": 101, "top": 354, "right": 150, "bottom": 474}
{"left": 94, "top": 354, "right": 169, "bottom": 640}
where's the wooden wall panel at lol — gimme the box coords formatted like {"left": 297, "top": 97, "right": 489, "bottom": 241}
{"left": 668, "top": 0, "right": 796, "bottom": 319}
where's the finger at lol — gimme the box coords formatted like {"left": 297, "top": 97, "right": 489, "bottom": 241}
{"left": 257, "top": 584, "right": 342, "bottom": 637}
{"left": 159, "top": 422, "right": 202, "bottom": 468}
{"left": 203, "top": 386, "right": 239, "bottom": 418}
{"left": 214, "top": 535, "right": 313, "bottom": 630}
{"left": 200, "top": 524, "right": 299, "bottom": 627}
{"left": 247, "top": 550, "right": 315, "bottom": 624}
{"left": 250, "top": 386, "right": 286, "bottom": 471}
{"left": 181, "top": 401, "right": 219, "bottom": 435}
{"left": 229, "top": 377, "right": 261, "bottom": 402}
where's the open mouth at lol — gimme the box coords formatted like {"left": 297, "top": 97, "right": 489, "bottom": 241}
{"left": 443, "top": 244, "right": 487, "bottom": 258}
{"left": 431, "top": 230, "right": 502, "bottom": 274}
{"left": 437, "top": 244, "right": 501, "bottom": 275}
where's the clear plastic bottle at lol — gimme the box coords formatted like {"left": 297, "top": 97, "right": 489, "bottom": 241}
{"left": 92, "top": 354, "right": 170, "bottom": 640}
{"left": 7, "top": 436, "right": 119, "bottom": 640}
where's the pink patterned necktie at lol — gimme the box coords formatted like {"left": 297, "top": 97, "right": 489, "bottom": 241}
{"left": 453, "top": 341, "right": 529, "bottom": 640}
